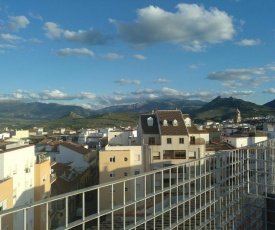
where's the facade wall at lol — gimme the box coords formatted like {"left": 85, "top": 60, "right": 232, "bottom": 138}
{"left": 13, "top": 130, "right": 29, "bottom": 139}
{"left": 0, "top": 178, "right": 13, "bottom": 230}
{"left": 99, "top": 146, "right": 144, "bottom": 211}
{"left": 1, "top": 145, "right": 35, "bottom": 229}
{"left": 34, "top": 159, "right": 51, "bottom": 230}
{"left": 58, "top": 145, "right": 89, "bottom": 169}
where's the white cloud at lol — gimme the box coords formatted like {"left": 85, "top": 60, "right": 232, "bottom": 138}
{"left": 0, "top": 44, "right": 16, "bottom": 49}
{"left": 56, "top": 48, "right": 94, "bottom": 57}
{"left": 190, "top": 63, "right": 204, "bottom": 69}
{"left": 29, "top": 12, "right": 43, "bottom": 21}
{"left": 44, "top": 22, "right": 64, "bottom": 40}
{"left": 114, "top": 79, "right": 141, "bottom": 85}
{"left": 235, "top": 39, "right": 261, "bottom": 46}
{"left": 0, "top": 33, "right": 21, "bottom": 42}
{"left": 102, "top": 52, "right": 123, "bottom": 60}
{"left": 8, "top": 16, "right": 30, "bottom": 31}
{"left": 152, "top": 78, "right": 170, "bottom": 84}
{"left": 263, "top": 88, "right": 275, "bottom": 94}
{"left": 44, "top": 22, "right": 110, "bottom": 45}
{"left": 110, "top": 3, "right": 235, "bottom": 51}
{"left": 208, "top": 64, "right": 275, "bottom": 88}
{"left": 133, "top": 54, "right": 147, "bottom": 60}
{"left": 12, "top": 89, "right": 96, "bottom": 101}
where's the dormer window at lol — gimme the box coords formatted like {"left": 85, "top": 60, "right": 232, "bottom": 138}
{"left": 163, "top": 119, "right": 168, "bottom": 126}
{"left": 147, "top": 117, "right": 153, "bottom": 126}
{"left": 172, "top": 119, "right": 178, "bottom": 126}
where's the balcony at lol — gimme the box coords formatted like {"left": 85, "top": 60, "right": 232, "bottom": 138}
{"left": 190, "top": 139, "right": 205, "bottom": 145}
{"left": 1, "top": 139, "right": 275, "bottom": 229}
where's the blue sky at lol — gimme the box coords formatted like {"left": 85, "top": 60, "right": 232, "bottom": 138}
{"left": 0, "top": 0, "right": 274, "bottom": 109}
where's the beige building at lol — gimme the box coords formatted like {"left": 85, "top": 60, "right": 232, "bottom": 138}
{"left": 138, "top": 110, "right": 208, "bottom": 191}
{"left": 99, "top": 110, "right": 209, "bottom": 211}
{"left": 34, "top": 152, "right": 56, "bottom": 230}
{"left": 0, "top": 178, "right": 13, "bottom": 230}
{"left": 99, "top": 145, "right": 143, "bottom": 211}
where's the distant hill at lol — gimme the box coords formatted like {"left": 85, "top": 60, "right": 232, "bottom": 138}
{"left": 193, "top": 96, "right": 275, "bottom": 122}
{"left": 1, "top": 97, "right": 275, "bottom": 129}
{"left": 0, "top": 100, "right": 93, "bottom": 120}
{"left": 264, "top": 99, "right": 275, "bottom": 108}
{"left": 97, "top": 98, "right": 206, "bottom": 113}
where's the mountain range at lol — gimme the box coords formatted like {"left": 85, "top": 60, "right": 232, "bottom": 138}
{"left": 0, "top": 97, "right": 274, "bottom": 129}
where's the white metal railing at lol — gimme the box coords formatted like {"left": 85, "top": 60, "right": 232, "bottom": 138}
{"left": 2, "top": 139, "right": 275, "bottom": 229}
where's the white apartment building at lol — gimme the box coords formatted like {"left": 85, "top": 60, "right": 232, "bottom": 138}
{"left": 0, "top": 142, "right": 35, "bottom": 230}
{"left": 220, "top": 134, "right": 268, "bottom": 148}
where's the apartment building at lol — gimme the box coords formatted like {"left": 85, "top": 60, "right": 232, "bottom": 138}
{"left": 34, "top": 152, "right": 55, "bottom": 230}
{"left": 0, "top": 141, "right": 35, "bottom": 230}
{"left": 99, "top": 137, "right": 143, "bottom": 211}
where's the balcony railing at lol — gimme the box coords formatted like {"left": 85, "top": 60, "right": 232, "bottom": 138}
{"left": 1, "top": 138, "right": 275, "bottom": 229}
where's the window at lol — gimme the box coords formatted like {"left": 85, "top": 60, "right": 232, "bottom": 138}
{"left": 163, "top": 119, "right": 168, "bottom": 126}
{"left": 190, "top": 136, "right": 195, "bottom": 144}
{"left": 0, "top": 199, "right": 7, "bottom": 211}
{"left": 125, "top": 188, "right": 128, "bottom": 192}
{"left": 110, "top": 172, "right": 115, "bottom": 178}
{"left": 153, "top": 152, "right": 160, "bottom": 160}
{"left": 179, "top": 138, "right": 184, "bottom": 144}
{"left": 148, "top": 137, "right": 155, "bottom": 145}
{"left": 110, "top": 157, "right": 115, "bottom": 162}
{"left": 172, "top": 119, "right": 178, "bottom": 126}
{"left": 189, "top": 151, "right": 196, "bottom": 159}
{"left": 124, "top": 157, "right": 128, "bottom": 161}
{"left": 134, "top": 169, "right": 140, "bottom": 175}
{"left": 134, "top": 155, "right": 140, "bottom": 161}
{"left": 124, "top": 172, "right": 128, "bottom": 176}
{"left": 175, "top": 150, "right": 186, "bottom": 159}
{"left": 167, "top": 138, "right": 172, "bottom": 144}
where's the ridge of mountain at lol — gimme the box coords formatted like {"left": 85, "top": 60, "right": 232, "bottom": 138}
{"left": 0, "top": 97, "right": 275, "bottom": 129}
{"left": 193, "top": 96, "right": 275, "bottom": 122}
{"left": 264, "top": 99, "right": 275, "bottom": 108}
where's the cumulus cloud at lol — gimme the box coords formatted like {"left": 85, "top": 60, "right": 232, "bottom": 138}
{"left": 207, "top": 64, "right": 275, "bottom": 88}
{"left": 190, "top": 63, "right": 204, "bottom": 69}
{"left": 102, "top": 52, "right": 123, "bottom": 60}
{"left": 235, "top": 39, "right": 261, "bottom": 46}
{"left": 44, "top": 22, "right": 111, "bottom": 45}
{"left": 152, "top": 78, "right": 170, "bottom": 84}
{"left": 44, "top": 22, "right": 64, "bottom": 40}
{"left": 56, "top": 48, "right": 94, "bottom": 57}
{"left": 8, "top": 16, "right": 30, "bottom": 31}
{"left": 28, "top": 12, "right": 43, "bottom": 21}
{"left": 133, "top": 54, "right": 147, "bottom": 60}
{"left": 114, "top": 79, "right": 141, "bottom": 85}
{"left": 0, "top": 33, "right": 21, "bottom": 42}
{"left": 11, "top": 89, "right": 96, "bottom": 101}
{"left": 263, "top": 88, "right": 275, "bottom": 94}
{"left": 110, "top": 3, "right": 235, "bottom": 51}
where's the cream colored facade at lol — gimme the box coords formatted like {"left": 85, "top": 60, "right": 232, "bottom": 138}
{"left": 13, "top": 130, "right": 29, "bottom": 139}
{"left": 34, "top": 154, "right": 52, "bottom": 230}
{"left": 99, "top": 145, "right": 143, "bottom": 211}
{"left": 0, "top": 178, "right": 13, "bottom": 230}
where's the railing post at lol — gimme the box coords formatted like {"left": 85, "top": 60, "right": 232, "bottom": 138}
{"left": 215, "top": 153, "right": 221, "bottom": 229}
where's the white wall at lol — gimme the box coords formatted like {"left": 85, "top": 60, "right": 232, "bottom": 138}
{"left": 58, "top": 145, "right": 89, "bottom": 169}
{"left": 1, "top": 145, "right": 35, "bottom": 229}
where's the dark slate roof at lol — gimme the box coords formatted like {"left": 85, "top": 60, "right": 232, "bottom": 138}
{"left": 156, "top": 110, "right": 188, "bottom": 136}
{"left": 140, "top": 114, "right": 159, "bottom": 134}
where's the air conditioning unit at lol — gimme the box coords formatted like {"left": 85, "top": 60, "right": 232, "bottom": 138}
{"left": 25, "top": 168, "right": 31, "bottom": 173}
